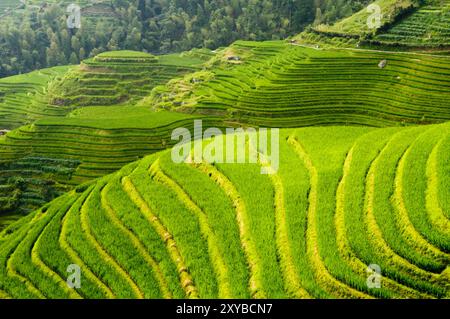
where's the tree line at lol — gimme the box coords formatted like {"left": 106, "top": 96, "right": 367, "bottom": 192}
{"left": 0, "top": 0, "right": 371, "bottom": 77}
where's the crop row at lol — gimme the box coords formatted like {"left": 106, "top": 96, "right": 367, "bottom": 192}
{"left": 1, "top": 124, "right": 448, "bottom": 298}
{"left": 158, "top": 43, "right": 450, "bottom": 127}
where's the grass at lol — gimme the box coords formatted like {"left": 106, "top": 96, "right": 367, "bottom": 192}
{"left": 45, "top": 48, "right": 211, "bottom": 108}
{"left": 122, "top": 173, "right": 202, "bottom": 298}
{"left": 398, "top": 125, "right": 450, "bottom": 251}
{"left": 47, "top": 107, "right": 200, "bottom": 129}
{"left": 157, "top": 152, "right": 250, "bottom": 298}
{"left": 288, "top": 128, "right": 372, "bottom": 299}
{"left": 149, "top": 41, "right": 450, "bottom": 127}
{"left": 301, "top": 0, "right": 450, "bottom": 50}
{"left": 314, "top": 0, "right": 418, "bottom": 37}
{"left": 1, "top": 124, "right": 449, "bottom": 298}
{"left": 338, "top": 127, "right": 432, "bottom": 298}
{"left": 94, "top": 51, "right": 157, "bottom": 62}
{"left": 0, "top": 66, "right": 72, "bottom": 130}
{"left": 0, "top": 48, "right": 217, "bottom": 198}
{"left": 215, "top": 160, "right": 291, "bottom": 299}
{"left": 152, "top": 158, "right": 236, "bottom": 298}
{"left": 0, "top": 8, "right": 449, "bottom": 299}
{"left": 375, "top": 0, "right": 450, "bottom": 46}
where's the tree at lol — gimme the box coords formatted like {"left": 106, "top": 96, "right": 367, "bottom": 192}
{"left": 69, "top": 52, "right": 79, "bottom": 64}
{"left": 46, "top": 34, "right": 63, "bottom": 66}
{"left": 0, "top": 0, "right": 367, "bottom": 77}
{"left": 314, "top": 7, "right": 323, "bottom": 25}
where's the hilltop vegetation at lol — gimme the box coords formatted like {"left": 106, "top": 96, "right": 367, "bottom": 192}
{"left": 47, "top": 49, "right": 209, "bottom": 106}
{"left": 313, "top": 0, "right": 420, "bottom": 37}
{"left": 148, "top": 41, "right": 450, "bottom": 126}
{"left": 0, "top": 66, "right": 71, "bottom": 130}
{"left": 0, "top": 49, "right": 219, "bottom": 222}
{"left": 375, "top": 0, "right": 450, "bottom": 46}
{"left": 0, "top": 0, "right": 371, "bottom": 77}
{"left": 306, "top": 0, "right": 450, "bottom": 49}
{"left": 0, "top": 124, "right": 449, "bottom": 298}
{"left": 2, "top": 39, "right": 450, "bottom": 221}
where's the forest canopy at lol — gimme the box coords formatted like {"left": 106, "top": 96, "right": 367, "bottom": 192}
{"left": 0, "top": 0, "right": 372, "bottom": 77}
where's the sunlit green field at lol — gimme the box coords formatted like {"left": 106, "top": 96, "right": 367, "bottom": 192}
{"left": 0, "top": 0, "right": 449, "bottom": 299}
{"left": 0, "top": 124, "right": 449, "bottom": 298}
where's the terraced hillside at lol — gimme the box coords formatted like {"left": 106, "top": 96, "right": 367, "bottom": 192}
{"left": 0, "top": 65, "right": 76, "bottom": 224}
{"left": 375, "top": 0, "right": 450, "bottom": 46}
{"left": 149, "top": 41, "right": 450, "bottom": 127}
{"left": 309, "top": 0, "right": 450, "bottom": 49}
{"left": 2, "top": 41, "right": 450, "bottom": 222}
{"left": 313, "top": 0, "right": 419, "bottom": 37}
{"left": 0, "top": 1, "right": 449, "bottom": 299}
{"left": 0, "top": 50, "right": 215, "bottom": 221}
{"left": 0, "top": 124, "right": 448, "bottom": 299}
{"left": 48, "top": 50, "right": 211, "bottom": 107}
{"left": 0, "top": 107, "right": 224, "bottom": 185}
{"left": 0, "top": 66, "right": 71, "bottom": 130}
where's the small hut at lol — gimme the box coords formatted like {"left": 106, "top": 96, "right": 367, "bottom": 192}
{"left": 227, "top": 56, "right": 241, "bottom": 61}
{"left": 378, "top": 60, "right": 388, "bottom": 69}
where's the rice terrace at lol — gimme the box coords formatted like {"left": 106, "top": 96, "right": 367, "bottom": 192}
{"left": 0, "top": 0, "right": 449, "bottom": 301}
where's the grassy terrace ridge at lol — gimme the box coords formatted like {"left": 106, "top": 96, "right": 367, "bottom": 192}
{"left": 313, "top": 0, "right": 419, "bottom": 37}
{"left": 1, "top": 41, "right": 450, "bottom": 223}
{"left": 374, "top": 0, "right": 450, "bottom": 46}
{"left": 0, "top": 124, "right": 449, "bottom": 299}
{"left": 305, "top": 0, "right": 450, "bottom": 49}
{"left": 93, "top": 51, "right": 159, "bottom": 63}
{"left": 0, "top": 48, "right": 215, "bottom": 221}
{"left": 149, "top": 41, "right": 450, "bottom": 126}
{"left": 0, "top": 66, "right": 72, "bottom": 131}
{"left": 0, "top": 2, "right": 449, "bottom": 300}
{"left": 48, "top": 50, "right": 210, "bottom": 107}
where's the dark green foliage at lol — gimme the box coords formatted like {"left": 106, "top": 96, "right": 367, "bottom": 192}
{"left": 0, "top": 157, "right": 80, "bottom": 216}
{"left": 0, "top": 0, "right": 369, "bottom": 77}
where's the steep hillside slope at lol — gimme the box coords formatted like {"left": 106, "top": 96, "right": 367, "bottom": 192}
{"left": 0, "top": 50, "right": 214, "bottom": 221}
{"left": 1, "top": 42, "right": 450, "bottom": 221}
{"left": 149, "top": 41, "right": 450, "bottom": 126}
{"left": 375, "top": 0, "right": 450, "bottom": 46}
{"left": 0, "top": 66, "right": 71, "bottom": 130}
{"left": 305, "top": 0, "right": 450, "bottom": 49}
{"left": 314, "top": 0, "right": 419, "bottom": 37}
{"left": 48, "top": 50, "right": 210, "bottom": 107}
{"left": 0, "top": 124, "right": 448, "bottom": 299}
{"left": 0, "top": 1, "right": 449, "bottom": 300}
